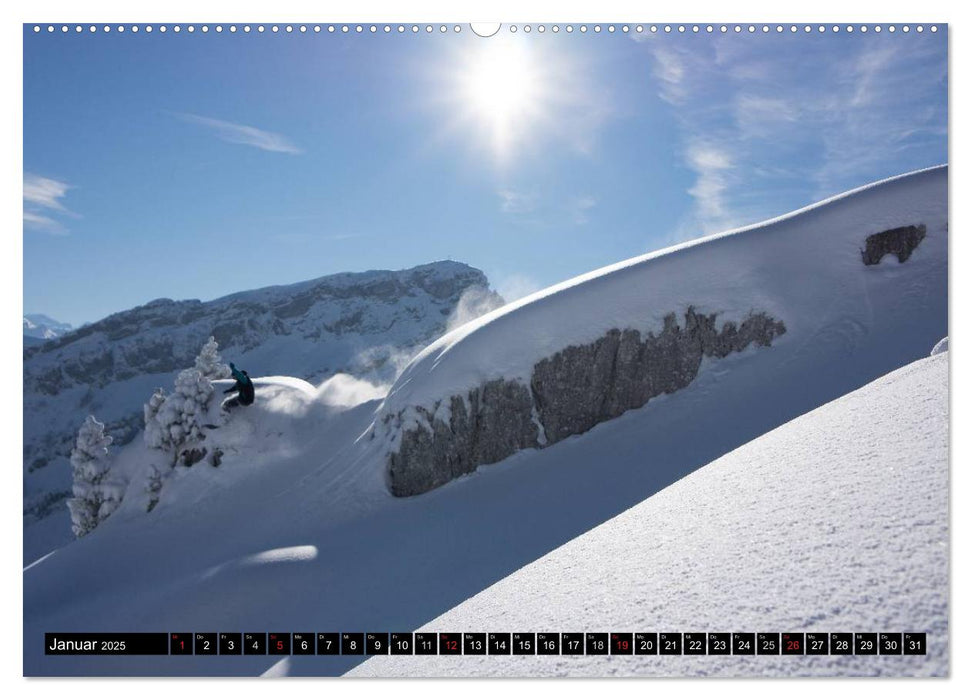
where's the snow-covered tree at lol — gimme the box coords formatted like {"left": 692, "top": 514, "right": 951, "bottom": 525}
{"left": 171, "top": 367, "right": 214, "bottom": 443}
{"left": 144, "top": 337, "right": 227, "bottom": 458}
{"left": 143, "top": 387, "right": 170, "bottom": 451}
{"left": 143, "top": 389, "right": 177, "bottom": 512}
{"left": 143, "top": 368, "right": 215, "bottom": 459}
{"left": 67, "top": 415, "right": 119, "bottom": 537}
{"left": 194, "top": 336, "right": 230, "bottom": 379}
{"left": 141, "top": 338, "right": 227, "bottom": 506}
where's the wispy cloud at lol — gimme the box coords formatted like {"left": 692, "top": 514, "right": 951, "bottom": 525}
{"left": 176, "top": 113, "right": 302, "bottom": 154}
{"left": 684, "top": 142, "right": 736, "bottom": 234}
{"left": 23, "top": 210, "right": 65, "bottom": 234}
{"left": 649, "top": 46, "right": 689, "bottom": 105}
{"left": 733, "top": 94, "right": 799, "bottom": 133}
{"left": 24, "top": 174, "right": 74, "bottom": 234}
{"left": 571, "top": 195, "right": 597, "bottom": 225}
{"left": 497, "top": 190, "right": 601, "bottom": 230}
{"left": 637, "top": 32, "right": 947, "bottom": 244}
{"left": 24, "top": 174, "right": 70, "bottom": 211}
{"left": 498, "top": 189, "right": 537, "bottom": 215}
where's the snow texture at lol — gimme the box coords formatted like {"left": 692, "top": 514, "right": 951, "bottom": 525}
{"left": 377, "top": 166, "right": 947, "bottom": 493}
{"left": 352, "top": 352, "right": 949, "bottom": 678}
{"left": 23, "top": 262, "right": 500, "bottom": 561}
{"left": 22, "top": 168, "right": 947, "bottom": 677}
{"left": 380, "top": 168, "right": 946, "bottom": 417}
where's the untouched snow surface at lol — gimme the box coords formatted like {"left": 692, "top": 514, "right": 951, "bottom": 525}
{"left": 378, "top": 166, "right": 946, "bottom": 438}
{"left": 23, "top": 168, "right": 947, "bottom": 676}
{"left": 352, "top": 352, "right": 949, "bottom": 677}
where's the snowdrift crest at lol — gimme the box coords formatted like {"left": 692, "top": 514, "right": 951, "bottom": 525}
{"left": 376, "top": 166, "right": 948, "bottom": 497}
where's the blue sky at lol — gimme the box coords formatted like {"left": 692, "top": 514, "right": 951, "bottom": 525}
{"left": 23, "top": 24, "right": 947, "bottom": 326}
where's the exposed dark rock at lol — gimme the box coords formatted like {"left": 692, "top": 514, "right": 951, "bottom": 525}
{"left": 62, "top": 350, "right": 116, "bottom": 387}
{"left": 532, "top": 308, "right": 785, "bottom": 444}
{"left": 325, "top": 310, "right": 365, "bottom": 335}
{"left": 862, "top": 224, "right": 926, "bottom": 265}
{"left": 388, "top": 307, "right": 786, "bottom": 496}
{"left": 273, "top": 294, "right": 316, "bottom": 319}
{"left": 30, "top": 365, "right": 66, "bottom": 394}
{"left": 23, "top": 489, "right": 72, "bottom": 523}
{"left": 27, "top": 457, "right": 49, "bottom": 473}
{"left": 212, "top": 322, "right": 247, "bottom": 349}
{"left": 179, "top": 446, "right": 207, "bottom": 468}
{"left": 389, "top": 379, "right": 537, "bottom": 497}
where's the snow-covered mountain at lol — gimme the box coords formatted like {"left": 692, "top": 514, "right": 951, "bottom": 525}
{"left": 351, "top": 350, "right": 949, "bottom": 678}
{"left": 23, "top": 313, "right": 72, "bottom": 346}
{"left": 23, "top": 167, "right": 947, "bottom": 677}
{"left": 23, "top": 261, "right": 502, "bottom": 558}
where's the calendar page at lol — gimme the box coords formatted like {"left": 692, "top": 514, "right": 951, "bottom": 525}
{"left": 22, "top": 12, "right": 949, "bottom": 679}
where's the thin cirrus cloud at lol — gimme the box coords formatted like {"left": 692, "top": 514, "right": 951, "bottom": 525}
{"left": 684, "top": 142, "right": 735, "bottom": 234}
{"left": 175, "top": 113, "right": 302, "bottom": 154}
{"left": 571, "top": 196, "right": 597, "bottom": 225}
{"left": 498, "top": 190, "right": 598, "bottom": 228}
{"left": 497, "top": 189, "right": 538, "bottom": 215}
{"left": 24, "top": 173, "right": 74, "bottom": 234}
{"left": 635, "top": 32, "right": 947, "bottom": 243}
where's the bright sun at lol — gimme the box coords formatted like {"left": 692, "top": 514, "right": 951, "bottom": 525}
{"left": 457, "top": 40, "right": 544, "bottom": 159}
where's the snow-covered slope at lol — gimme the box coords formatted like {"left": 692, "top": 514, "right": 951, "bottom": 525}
{"left": 23, "top": 168, "right": 947, "bottom": 677}
{"left": 376, "top": 166, "right": 947, "bottom": 496}
{"left": 23, "top": 261, "right": 501, "bottom": 560}
{"left": 352, "top": 351, "right": 949, "bottom": 678}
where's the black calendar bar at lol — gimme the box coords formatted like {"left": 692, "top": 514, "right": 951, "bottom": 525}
{"left": 44, "top": 632, "right": 929, "bottom": 655}
{"left": 45, "top": 633, "right": 169, "bottom": 655}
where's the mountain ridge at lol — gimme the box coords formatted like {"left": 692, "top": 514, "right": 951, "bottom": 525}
{"left": 23, "top": 260, "right": 501, "bottom": 558}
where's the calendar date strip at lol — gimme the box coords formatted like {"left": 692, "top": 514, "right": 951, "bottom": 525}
{"left": 46, "top": 632, "right": 928, "bottom": 656}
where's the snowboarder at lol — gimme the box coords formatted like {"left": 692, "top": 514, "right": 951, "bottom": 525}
{"left": 222, "top": 362, "right": 255, "bottom": 411}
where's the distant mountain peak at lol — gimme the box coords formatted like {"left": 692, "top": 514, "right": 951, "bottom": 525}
{"left": 23, "top": 313, "right": 72, "bottom": 343}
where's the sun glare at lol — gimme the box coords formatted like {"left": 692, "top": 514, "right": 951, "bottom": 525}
{"left": 457, "top": 40, "right": 545, "bottom": 160}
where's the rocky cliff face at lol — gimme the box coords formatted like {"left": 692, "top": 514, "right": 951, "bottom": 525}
{"left": 24, "top": 261, "right": 502, "bottom": 522}
{"left": 861, "top": 224, "right": 927, "bottom": 265}
{"left": 387, "top": 307, "right": 786, "bottom": 496}
{"left": 388, "top": 378, "right": 539, "bottom": 497}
